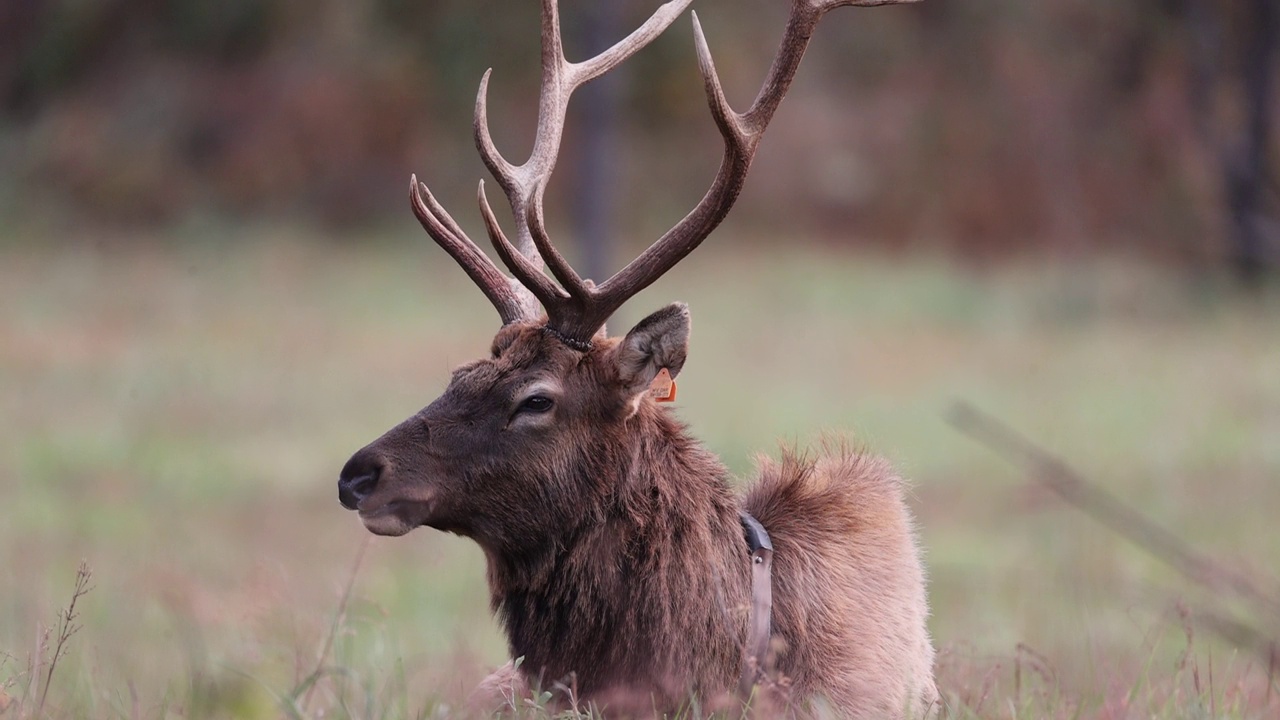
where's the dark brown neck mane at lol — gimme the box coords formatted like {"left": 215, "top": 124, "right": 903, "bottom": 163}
{"left": 486, "top": 404, "right": 751, "bottom": 701}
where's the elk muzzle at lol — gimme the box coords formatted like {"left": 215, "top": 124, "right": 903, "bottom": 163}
{"left": 337, "top": 418, "right": 442, "bottom": 537}
{"left": 338, "top": 447, "right": 384, "bottom": 510}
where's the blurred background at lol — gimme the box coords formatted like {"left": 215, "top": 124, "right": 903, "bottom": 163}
{"left": 2, "top": 0, "right": 1277, "bottom": 271}
{"left": 1, "top": 0, "right": 1278, "bottom": 717}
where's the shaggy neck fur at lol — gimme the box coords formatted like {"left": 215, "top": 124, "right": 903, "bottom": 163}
{"left": 484, "top": 403, "right": 753, "bottom": 702}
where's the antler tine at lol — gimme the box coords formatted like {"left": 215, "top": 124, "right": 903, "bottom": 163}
{"left": 410, "top": 176, "right": 538, "bottom": 324}
{"left": 477, "top": 179, "right": 565, "bottom": 306}
{"left": 573, "top": 0, "right": 698, "bottom": 85}
{"left": 541, "top": 0, "right": 918, "bottom": 343}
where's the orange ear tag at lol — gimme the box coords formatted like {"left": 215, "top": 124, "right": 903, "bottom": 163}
{"left": 649, "top": 368, "right": 677, "bottom": 403}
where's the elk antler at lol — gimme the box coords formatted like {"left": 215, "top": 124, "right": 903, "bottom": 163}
{"left": 413, "top": 0, "right": 920, "bottom": 342}
{"left": 410, "top": 0, "right": 693, "bottom": 327}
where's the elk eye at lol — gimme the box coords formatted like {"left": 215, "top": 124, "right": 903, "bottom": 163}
{"left": 519, "top": 396, "right": 554, "bottom": 414}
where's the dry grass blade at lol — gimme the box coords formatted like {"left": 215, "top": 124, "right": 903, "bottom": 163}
{"left": 948, "top": 402, "right": 1280, "bottom": 668}
{"left": 296, "top": 534, "right": 371, "bottom": 716}
{"left": 34, "top": 561, "right": 93, "bottom": 719}
{"left": 0, "top": 652, "right": 18, "bottom": 707}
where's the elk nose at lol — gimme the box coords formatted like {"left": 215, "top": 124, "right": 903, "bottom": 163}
{"left": 338, "top": 450, "right": 384, "bottom": 510}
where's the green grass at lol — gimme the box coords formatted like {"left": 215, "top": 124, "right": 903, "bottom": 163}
{"left": 1, "top": 234, "right": 1277, "bottom": 717}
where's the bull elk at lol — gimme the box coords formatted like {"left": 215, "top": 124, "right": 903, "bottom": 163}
{"left": 337, "top": 0, "right": 936, "bottom": 716}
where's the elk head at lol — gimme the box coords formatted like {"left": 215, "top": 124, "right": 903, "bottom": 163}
{"left": 337, "top": 0, "right": 916, "bottom": 549}
{"left": 337, "top": 305, "right": 690, "bottom": 546}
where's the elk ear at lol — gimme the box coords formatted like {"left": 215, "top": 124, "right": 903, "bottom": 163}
{"left": 615, "top": 303, "right": 690, "bottom": 397}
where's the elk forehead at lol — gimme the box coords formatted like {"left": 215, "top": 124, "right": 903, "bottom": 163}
{"left": 439, "top": 323, "right": 607, "bottom": 405}
{"left": 489, "top": 323, "right": 560, "bottom": 361}
{"left": 484, "top": 323, "right": 597, "bottom": 374}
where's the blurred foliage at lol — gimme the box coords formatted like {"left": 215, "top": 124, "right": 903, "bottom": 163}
{"left": 0, "top": 0, "right": 1276, "bottom": 262}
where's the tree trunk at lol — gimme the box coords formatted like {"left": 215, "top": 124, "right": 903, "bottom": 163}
{"left": 570, "top": 2, "right": 624, "bottom": 284}
{"left": 1226, "top": 0, "right": 1277, "bottom": 287}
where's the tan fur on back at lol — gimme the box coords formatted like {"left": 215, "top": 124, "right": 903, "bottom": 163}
{"left": 744, "top": 444, "right": 938, "bottom": 718}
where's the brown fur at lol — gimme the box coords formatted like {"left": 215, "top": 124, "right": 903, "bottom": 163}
{"left": 338, "top": 316, "right": 937, "bottom": 717}
{"left": 746, "top": 447, "right": 938, "bottom": 717}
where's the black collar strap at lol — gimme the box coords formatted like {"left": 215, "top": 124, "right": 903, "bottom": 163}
{"left": 738, "top": 510, "right": 774, "bottom": 697}
{"left": 541, "top": 325, "right": 593, "bottom": 353}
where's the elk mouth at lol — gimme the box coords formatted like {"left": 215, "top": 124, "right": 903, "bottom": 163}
{"left": 357, "top": 499, "right": 432, "bottom": 537}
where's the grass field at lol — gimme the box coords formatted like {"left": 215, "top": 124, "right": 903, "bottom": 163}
{"left": 1, "top": 233, "right": 1278, "bottom": 718}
